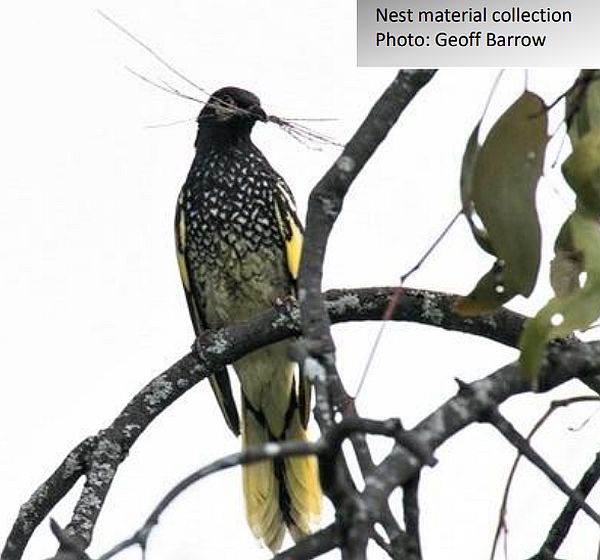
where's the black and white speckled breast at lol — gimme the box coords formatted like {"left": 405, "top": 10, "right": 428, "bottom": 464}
{"left": 180, "top": 141, "right": 290, "bottom": 327}
{"left": 183, "top": 144, "right": 283, "bottom": 258}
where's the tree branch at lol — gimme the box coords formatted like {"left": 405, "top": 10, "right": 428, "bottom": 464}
{"left": 531, "top": 452, "right": 600, "bottom": 559}
{"left": 296, "top": 69, "right": 436, "bottom": 558}
{"left": 298, "top": 70, "right": 437, "bottom": 351}
{"left": 95, "top": 417, "right": 410, "bottom": 560}
{"left": 3, "top": 437, "right": 96, "bottom": 560}
{"left": 490, "top": 396, "right": 600, "bottom": 560}
{"left": 4, "top": 286, "right": 596, "bottom": 560}
{"left": 361, "top": 338, "right": 600, "bottom": 518}
{"left": 403, "top": 472, "right": 422, "bottom": 559}
{"left": 97, "top": 440, "right": 323, "bottom": 560}
{"left": 484, "top": 408, "right": 600, "bottom": 525}
{"left": 273, "top": 523, "right": 341, "bottom": 560}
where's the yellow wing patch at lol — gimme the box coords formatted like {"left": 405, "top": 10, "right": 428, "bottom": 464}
{"left": 284, "top": 217, "right": 303, "bottom": 280}
{"left": 273, "top": 179, "right": 304, "bottom": 281}
{"left": 274, "top": 202, "right": 303, "bottom": 280}
{"left": 175, "top": 197, "right": 191, "bottom": 291}
{"left": 176, "top": 252, "right": 190, "bottom": 291}
{"left": 175, "top": 189, "right": 240, "bottom": 436}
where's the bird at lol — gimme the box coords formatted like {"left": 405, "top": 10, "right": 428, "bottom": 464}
{"left": 174, "top": 86, "right": 321, "bottom": 552}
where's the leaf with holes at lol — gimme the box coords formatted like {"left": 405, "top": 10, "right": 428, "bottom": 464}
{"left": 457, "top": 91, "right": 548, "bottom": 315}
{"left": 454, "top": 261, "right": 517, "bottom": 315}
{"left": 520, "top": 209, "right": 600, "bottom": 379}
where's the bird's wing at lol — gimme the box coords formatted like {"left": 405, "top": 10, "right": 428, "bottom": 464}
{"left": 175, "top": 191, "right": 241, "bottom": 436}
{"left": 272, "top": 179, "right": 311, "bottom": 428}
{"left": 273, "top": 179, "right": 303, "bottom": 281}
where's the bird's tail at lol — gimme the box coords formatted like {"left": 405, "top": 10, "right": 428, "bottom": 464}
{"left": 241, "top": 384, "right": 321, "bottom": 552}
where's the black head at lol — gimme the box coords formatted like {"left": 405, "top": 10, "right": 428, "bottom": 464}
{"left": 195, "top": 87, "right": 267, "bottom": 146}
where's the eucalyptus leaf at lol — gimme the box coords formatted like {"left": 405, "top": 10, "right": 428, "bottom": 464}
{"left": 455, "top": 260, "right": 516, "bottom": 316}
{"left": 562, "top": 127, "right": 600, "bottom": 214}
{"left": 566, "top": 70, "right": 600, "bottom": 146}
{"left": 457, "top": 91, "right": 548, "bottom": 315}
{"left": 472, "top": 91, "right": 547, "bottom": 297}
{"left": 520, "top": 209, "right": 600, "bottom": 379}
{"left": 460, "top": 122, "right": 496, "bottom": 255}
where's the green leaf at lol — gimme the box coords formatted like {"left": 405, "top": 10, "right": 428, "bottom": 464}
{"left": 460, "top": 122, "right": 496, "bottom": 255}
{"left": 566, "top": 70, "right": 600, "bottom": 147}
{"left": 550, "top": 250, "right": 583, "bottom": 298}
{"left": 454, "top": 260, "right": 516, "bottom": 315}
{"left": 562, "top": 127, "right": 600, "bottom": 214}
{"left": 460, "top": 123, "right": 481, "bottom": 209}
{"left": 520, "top": 209, "right": 600, "bottom": 378}
{"left": 549, "top": 217, "right": 582, "bottom": 298}
{"left": 457, "top": 91, "right": 549, "bottom": 315}
{"left": 472, "top": 91, "right": 547, "bottom": 296}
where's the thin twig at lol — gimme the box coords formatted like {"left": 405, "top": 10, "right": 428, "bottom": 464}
{"left": 532, "top": 452, "right": 600, "bottom": 559}
{"left": 400, "top": 209, "right": 463, "bottom": 285}
{"left": 97, "top": 440, "right": 323, "bottom": 560}
{"left": 101, "top": 11, "right": 341, "bottom": 150}
{"left": 98, "top": 417, "right": 407, "bottom": 560}
{"left": 97, "top": 10, "right": 210, "bottom": 97}
{"left": 268, "top": 115, "right": 344, "bottom": 148}
{"left": 144, "top": 118, "right": 194, "bottom": 129}
{"left": 125, "top": 67, "right": 202, "bottom": 103}
{"left": 486, "top": 408, "right": 600, "bottom": 526}
{"left": 354, "top": 208, "right": 462, "bottom": 399}
{"left": 279, "top": 117, "right": 338, "bottom": 122}
{"left": 489, "top": 396, "right": 600, "bottom": 560}
{"left": 362, "top": 340, "right": 600, "bottom": 505}
{"left": 568, "top": 403, "right": 600, "bottom": 432}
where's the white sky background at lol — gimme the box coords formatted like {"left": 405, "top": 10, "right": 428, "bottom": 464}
{"left": 0, "top": 2, "right": 597, "bottom": 559}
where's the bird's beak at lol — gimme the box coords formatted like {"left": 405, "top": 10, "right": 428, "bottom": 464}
{"left": 250, "top": 105, "right": 268, "bottom": 123}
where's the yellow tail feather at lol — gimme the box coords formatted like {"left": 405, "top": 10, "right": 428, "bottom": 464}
{"left": 241, "top": 400, "right": 321, "bottom": 552}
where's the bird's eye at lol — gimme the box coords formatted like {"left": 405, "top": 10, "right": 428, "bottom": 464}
{"left": 214, "top": 94, "right": 238, "bottom": 120}
{"left": 220, "top": 94, "right": 235, "bottom": 108}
